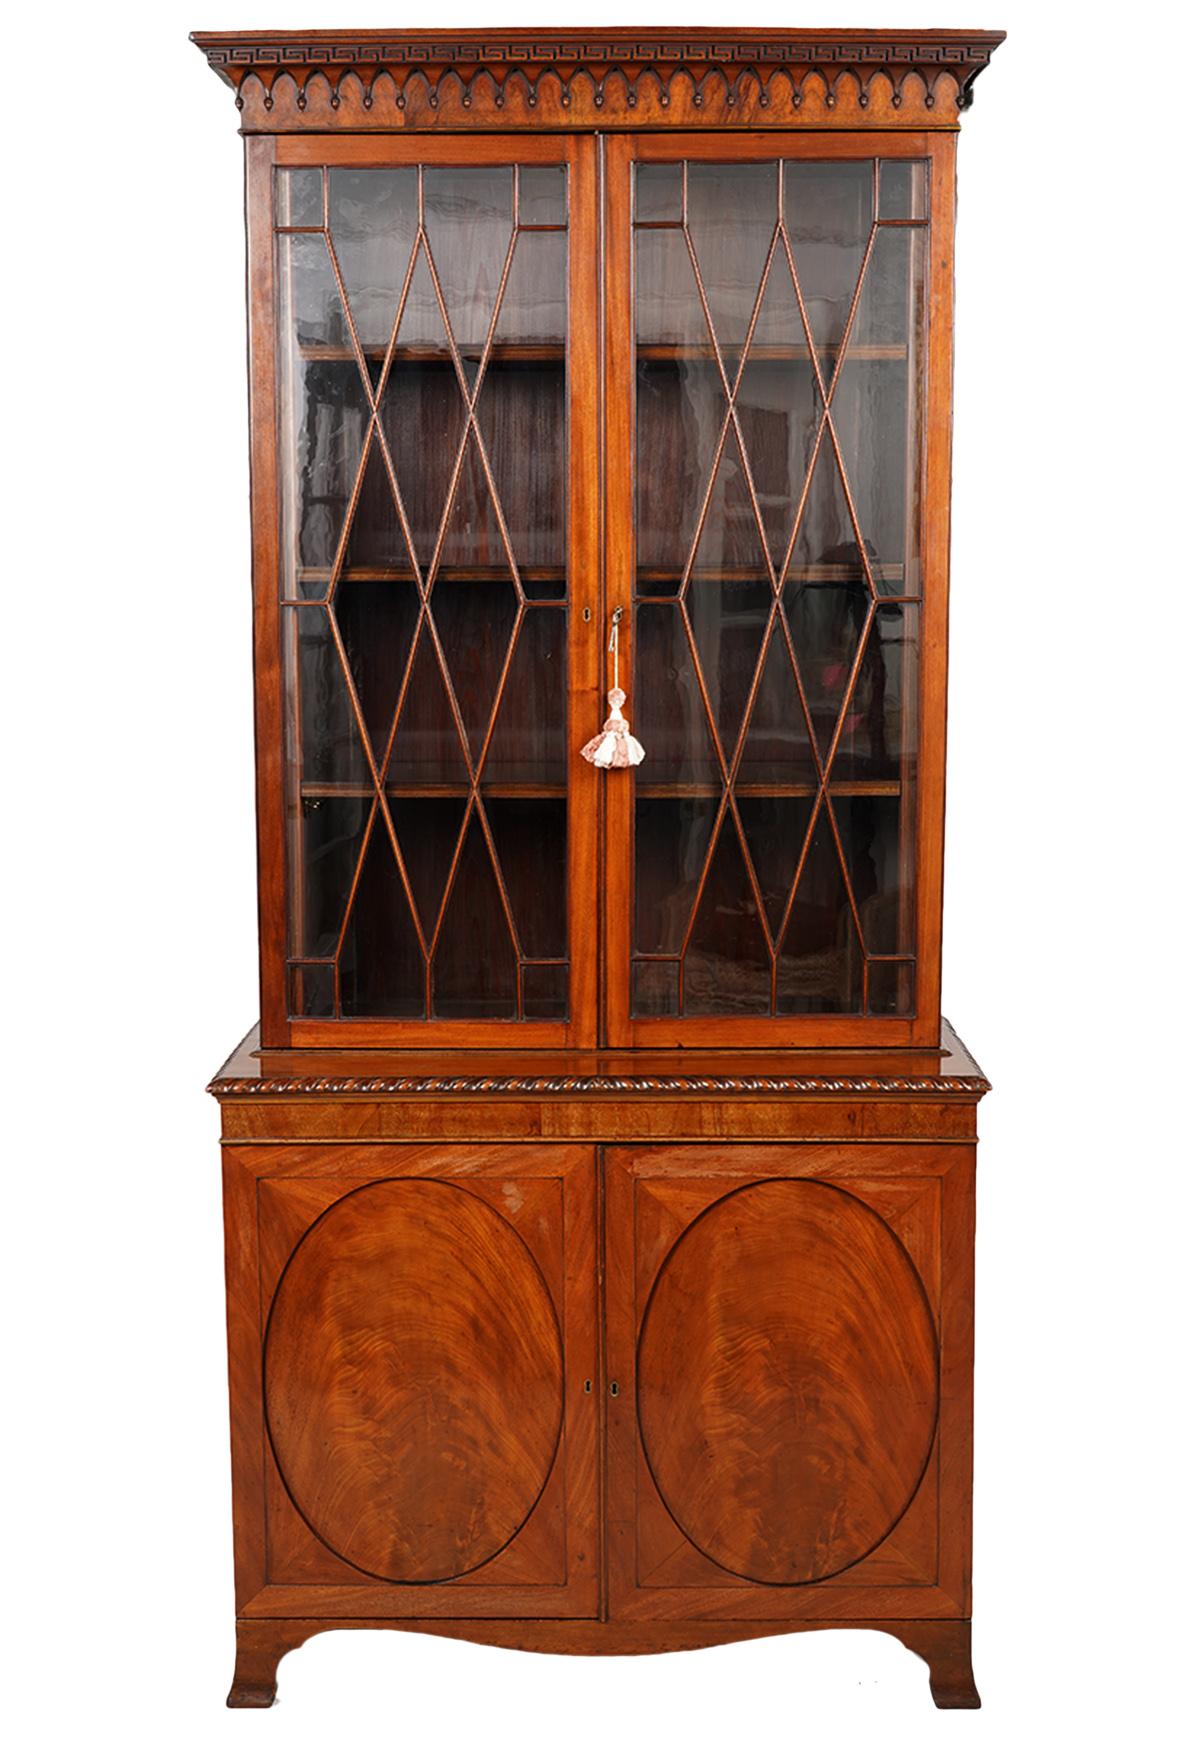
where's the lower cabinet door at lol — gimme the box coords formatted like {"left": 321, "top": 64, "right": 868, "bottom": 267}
{"left": 224, "top": 1142, "right": 599, "bottom": 1618}
{"left": 605, "top": 1144, "right": 974, "bottom": 1621}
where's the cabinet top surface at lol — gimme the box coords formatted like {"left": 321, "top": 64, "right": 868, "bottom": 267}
{"left": 209, "top": 1019, "right": 988, "bottom": 1099}
{"left": 192, "top": 26, "right": 1004, "bottom": 133}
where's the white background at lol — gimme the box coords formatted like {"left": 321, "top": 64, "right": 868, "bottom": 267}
{"left": 5, "top": 2, "right": 1196, "bottom": 1737}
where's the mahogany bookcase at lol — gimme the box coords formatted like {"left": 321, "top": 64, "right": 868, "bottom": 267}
{"left": 194, "top": 27, "right": 1002, "bottom": 1710}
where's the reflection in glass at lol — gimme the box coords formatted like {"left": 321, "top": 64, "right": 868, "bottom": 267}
{"left": 275, "top": 167, "right": 323, "bottom": 228}
{"left": 785, "top": 161, "right": 873, "bottom": 382}
{"left": 518, "top": 164, "right": 567, "bottom": 228}
{"left": 878, "top": 159, "right": 928, "bottom": 221}
{"left": 328, "top": 168, "right": 418, "bottom": 357}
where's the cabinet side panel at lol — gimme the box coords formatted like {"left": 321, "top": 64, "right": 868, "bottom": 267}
{"left": 222, "top": 1147, "right": 268, "bottom": 1608}
{"left": 913, "top": 133, "right": 957, "bottom": 1043}
{"left": 937, "top": 1147, "right": 976, "bottom": 1608}
{"left": 245, "top": 135, "right": 289, "bottom": 1044}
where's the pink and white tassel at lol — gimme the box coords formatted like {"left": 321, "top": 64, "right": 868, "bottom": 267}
{"left": 581, "top": 607, "right": 645, "bottom": 769}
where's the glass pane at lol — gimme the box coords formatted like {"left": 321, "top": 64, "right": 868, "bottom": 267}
{"left": 291, "top": 963, "right": 335, "bottom": 1018}
{"left": 636, "top": 162, "right": 682, "bottom": 225}
{"left": 631, "top": 156, "right": 925, "bottom": 1022}
{"left": 878, "top": 160, "right": 928, "bottom": 221}
{"left": 433, "top": 812, "right": 517, "bottom": 1019}
{"left": 869, "top": 959, "right": 915, "bottom": 1016}
{"left": 831, "top": 794, "right": 911, "bottom": 958}
{"left": 390, "top": 796, "right": 467, "bottom": 936}
{"left": 488, "top": 799, "right": 567, "bottom": 960}
{"left": 276, "top": 233, "right": 367, "bottom": 597}
{"left": 424, "top": 165, "right": 513, "bottom": 356}
{"left": 632, "top": 959, "right": 678, "bottom": 1017}
{"left": 338, "top": 818, "right": 425, "bottom": 1019}
{"left": 834, "top": 224, "right": 927, "bottom": 594}
{"left": 518, "top": 165, "right": 566, "bottom": 228}
{"left": 684, "top": 163, "right": 777, "bottom": 354}
{"left": 328, "top": 168, "right": 418, "bottom": 361}
{"left": 297, "top": 795, "right": 370, "bottom": 957}
{"left": 776, "top": 801, "right": 862, "bottom": 1014}
{"left": 682, "top": 812, "right": 772, "bottom": 1015}
{"left": 275, "top": 167, "right": 323, "bottom": 228}
{"left": 485, "top": 608, "right": 567, "bottom": 783}
{"left": 829, "top": 603, "right": 918, "bottom": 780}
{"left": 635, "top": 798, "right": 720, "bottom": 956}
{"left": 280, "top": 159, "right": 570, "bottom": 1024}
{"left": 524, "top": 963, "right": 568, "bottom": 1020}
{"left": 785, "top": 161, "right": 873, "bottom": 386}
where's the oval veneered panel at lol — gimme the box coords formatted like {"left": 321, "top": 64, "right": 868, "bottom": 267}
{"left": 264, "top": 1179, "right": 563, "bottom": 1583}
{"left": 638, "top": 1179, "right": 938, "bottom": 1584}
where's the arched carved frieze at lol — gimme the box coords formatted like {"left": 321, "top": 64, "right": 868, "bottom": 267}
{"left": 192, "top": 31, "right": 1004, "bottom": 132}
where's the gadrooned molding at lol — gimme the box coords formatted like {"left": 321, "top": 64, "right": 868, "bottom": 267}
{"left": 209, "top": 1072, "right": 991, "bottom": 1098}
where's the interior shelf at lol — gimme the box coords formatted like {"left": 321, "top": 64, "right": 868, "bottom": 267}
{"left": 637, "top": 781, "right": 903, "bottom": 798}
{"left": 295, "top": 566, "right": 567, "bottom": 588}
{"left": 300, "top": 782, "right": 568, "bottom": 800}
{"left": 637, "top": 342, "right": 908, "bottom": 362}
{"left": 637, "top": 563, "right": 907, "bottom": 586}
{"left": 295, "top": 341, "right": 905, "bottom": 366}
{"left": 297, "top": 341, "right": 566, "bottom": 364}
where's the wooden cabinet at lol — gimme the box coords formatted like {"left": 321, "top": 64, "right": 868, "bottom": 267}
{"left": 196, "top": 25, "right": 1002, "bottom": 1712}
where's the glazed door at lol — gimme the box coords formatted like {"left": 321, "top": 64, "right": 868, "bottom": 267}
{"left": 255, "top": 135, "right": 601, "bottom": 1046}
{"left": 603, "top": 134, "right": 952, "bottom": 1047}
{"left": 225, "top": 1143, "right": 598, "bottom": 1618}
{"left": 604, "top": 1144, "right": 973, "bottom": 1620}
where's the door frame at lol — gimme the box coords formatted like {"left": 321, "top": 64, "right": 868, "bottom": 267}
{"left": 248, "top": 133, "right": 604, "bottom": 1048}
{"left": 600, "top": 130, "right": 956, "bottom": 1049}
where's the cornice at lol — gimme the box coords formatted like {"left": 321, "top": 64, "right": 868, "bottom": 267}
{"left": 191, "top": 29, "right": 1005, "bottom": 133}
{"left": 208, "top": 1071, "right": 991, "bottom": 1099}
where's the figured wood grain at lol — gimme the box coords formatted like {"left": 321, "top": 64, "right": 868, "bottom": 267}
{"left": 263, "top": 1178, "right": 564, "bottom": 1582}
{"left": 603, "top": 1143, "right": 967, "bottom": 1626}
{"left": 638, "top": 1178, "right": 938, "bottom": 1583}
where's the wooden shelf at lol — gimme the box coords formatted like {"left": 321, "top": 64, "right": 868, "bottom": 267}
{"left": 637, "top": 781, "right": 903, "bottom": 799}
{"left": 637, "top": 564, "right": 906, "bottom": 586}
{"left": 637, "top": 343, "right": 907, "bottom": 363}
{"left": 300, "top": 782, "right": 567, "bottom": 800}
{"left": 295, "top": 340, "right": 903, "bottom": 366}
{"left": 295, "top": 566, "right": 566, "bottom": 588}
{"left": 297, "top": 341, "right": 566, "bottom": 364}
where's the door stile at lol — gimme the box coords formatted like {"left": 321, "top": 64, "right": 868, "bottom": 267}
{"left": 565, "top": 135, "right": 603, "bottom": 1047}
{"left": 601, "top": 135, "right": 637, "bottom": 1047}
